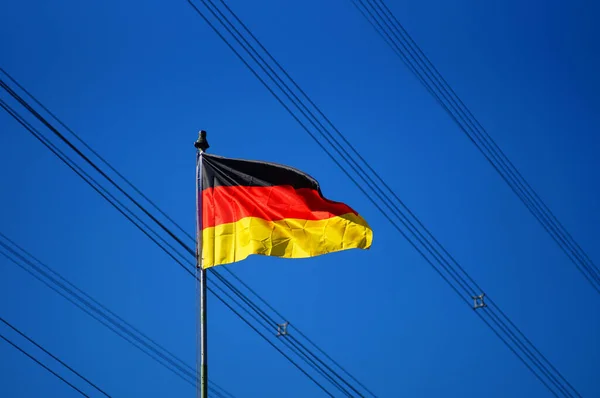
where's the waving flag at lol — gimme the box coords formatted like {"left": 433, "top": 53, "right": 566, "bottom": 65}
{"left": 198, "top": 153, "right": 372, "bottom": 268}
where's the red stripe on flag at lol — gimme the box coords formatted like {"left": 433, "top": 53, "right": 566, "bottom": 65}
{"left": 201, "top": 185, "right": 357, "bottom": 229}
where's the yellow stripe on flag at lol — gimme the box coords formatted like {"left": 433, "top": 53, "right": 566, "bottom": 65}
{"left": 201, "top": 213, "right": 372, "bottom": 268}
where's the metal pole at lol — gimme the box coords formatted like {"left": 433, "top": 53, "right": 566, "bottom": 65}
{"left": 198, "top": 266, "right": 208, "bottom": 398}
{"left": 195, "top": 131, "right": 209, "bottom": 398}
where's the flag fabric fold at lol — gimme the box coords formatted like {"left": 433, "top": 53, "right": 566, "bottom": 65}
{"left": 198, "top": 153, "right": 372, "bottom": 268}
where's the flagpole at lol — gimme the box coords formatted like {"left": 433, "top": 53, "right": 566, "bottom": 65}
{"left": 195, "top": 130, "right": 209, "bottom": 398}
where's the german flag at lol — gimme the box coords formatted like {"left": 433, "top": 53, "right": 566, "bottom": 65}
{"left": 198, "top": 153, "right": 373, "bottom": 268}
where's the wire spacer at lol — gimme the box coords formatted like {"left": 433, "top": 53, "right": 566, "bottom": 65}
{"left": 472, "top": 293, "right": 487, "bottom": 310}
{"left": 276, "top": 321, "right": 289, "bottom": 337}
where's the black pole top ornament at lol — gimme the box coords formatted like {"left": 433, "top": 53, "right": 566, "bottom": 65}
{"left": 195, "top": 130, "right": 209, "bottom": 152}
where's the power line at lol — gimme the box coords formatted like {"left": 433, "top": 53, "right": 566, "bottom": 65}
{"left": 0, "top": 246, "right": 195, "bottom": 389}
{"left": 0, "top": 316, "right": 111, "bottom": 397}
{"left": 183, "top": 1, "right": 580, "bottom": 396}
{"left": 0, "top": 93, "right": 368, "bottom": 396}
{"left": 1, "top": 66, "right": 375, "bottom": 396}
{"left": 0, "top": 68, "right": 308, "bottom": 379}
{"left": 0, "top": 80, "right": 194, "bottom": 260}
{"left": 0, "top": 328, "right": 96, "bottom": 397}
{"left": 209, "top": 270, "right": 358, "bottom": 397}
{"left": 0, "top": 66, "right": 193, "bottom": 243}
{"left": 0, "top": 96, "right": 194, "bottom": 277}
{"left": 0, "top": 99, "right": 240, "bottom": 396}
{"left": 0, "top": 233, "right": 234, "bottom": 397}
{"left": 207, "top": 270, "right": 338, "bottom": 397}
{"left": 221, "top": 265, "right": 377, "bottom": 397}
{"left": 351, "top": 0, "right": 600, "bottom": 293}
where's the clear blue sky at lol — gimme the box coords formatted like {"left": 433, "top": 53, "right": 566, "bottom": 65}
{"left": 1, "top": 0, "right": 599, "bottom": 396}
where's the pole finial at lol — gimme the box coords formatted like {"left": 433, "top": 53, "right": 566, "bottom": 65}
{"left": 195, "top": 130, "right": 209, "bottom": 152}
